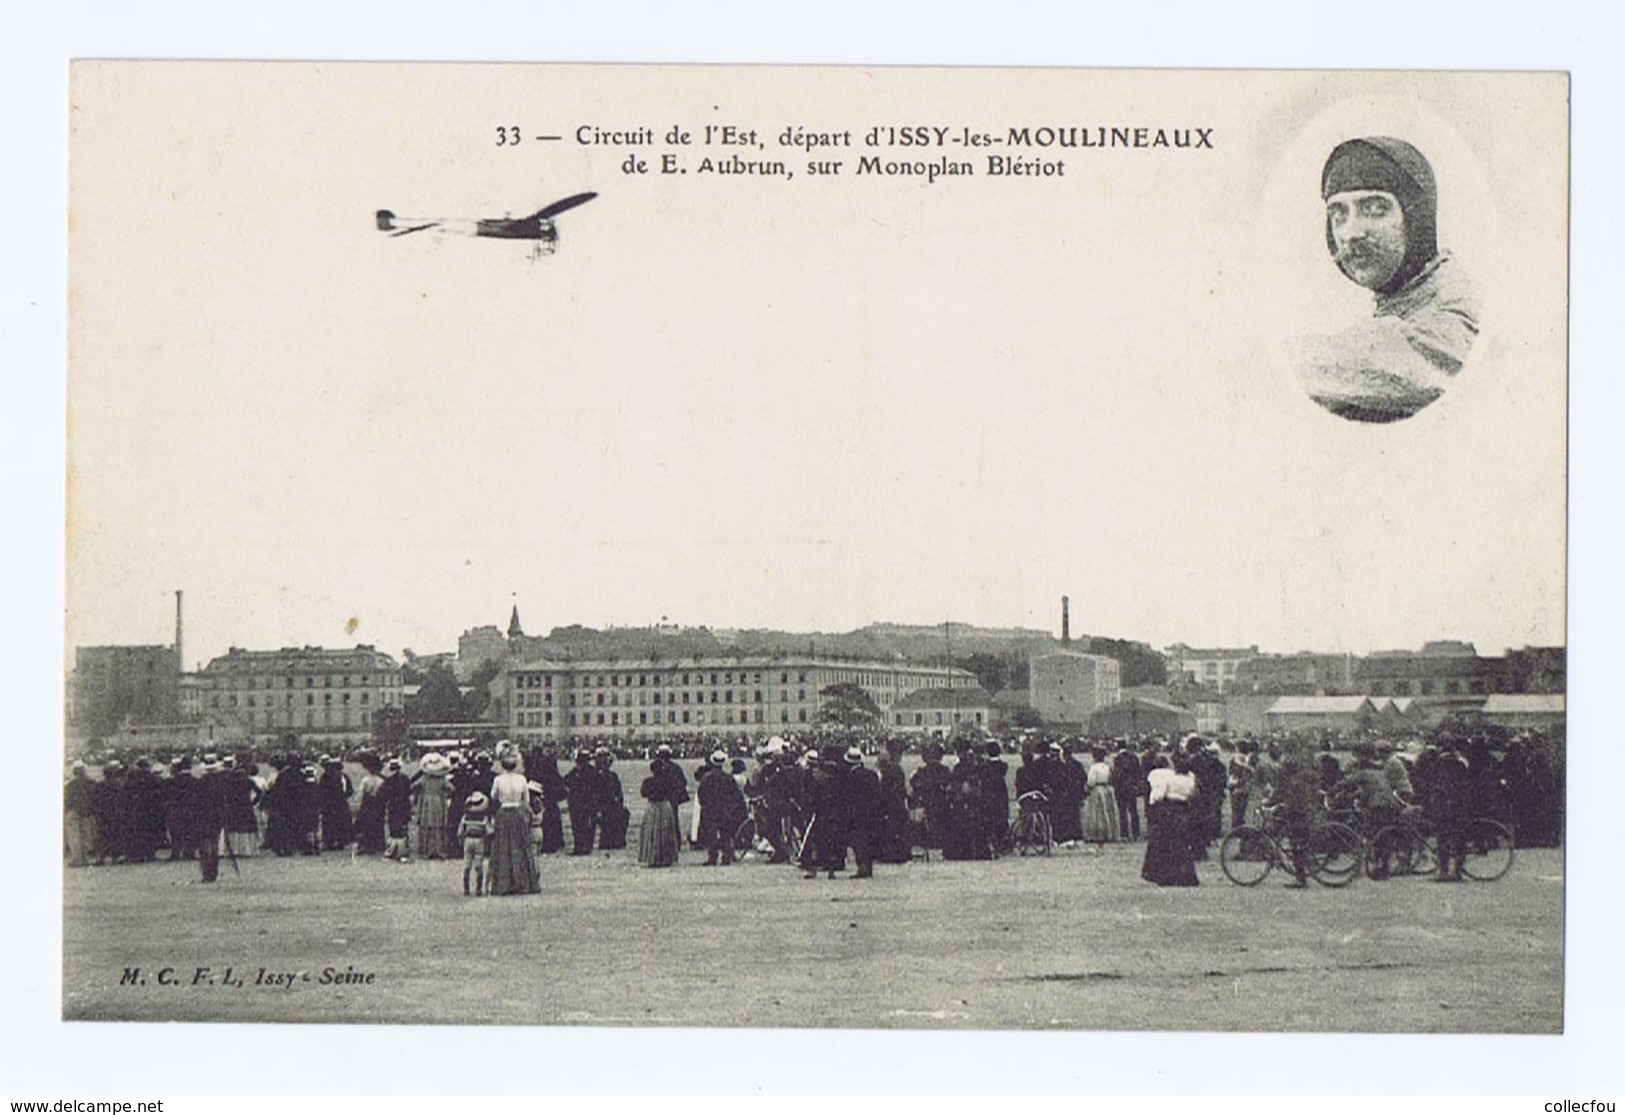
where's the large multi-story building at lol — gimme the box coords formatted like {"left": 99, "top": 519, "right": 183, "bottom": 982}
{"left": 1163, "top": 644, "right": 1259, "bottom": 694}
{"left": 1231, "top": 652, "right": 1357, "bottom": 695}
{"left": 504, "top": 656, "right": 978, "bottom": 745}
{"left": 1356, "top": 651, "right": 1504, "bottom": 698}
{"left": 1029, "top": 650, "right": 1121, "bottom": 726}
{"left": 71, "top": 644, "right": 181, "bottom": 735}
{"left": 196, "top": 645, "right": 404, "bottom": 750}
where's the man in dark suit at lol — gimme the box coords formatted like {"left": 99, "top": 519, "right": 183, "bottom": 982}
{"left": 194, "top": 756, "right": 232, "bottom": 884}
{"left": 593, "top": 749, "right": 629, "bottom": 850}
{"left": 697, "top": 750, "right": 748, "bottom": 866}
{"left": 1111, "top": 741, "right": 1144, "bottom": 841}
{"left": 841, "top": 746, "right": 882, "bottom": 878}
{"left": 563, "top": 750, "right": 600, "bottom": 855}
{"left": 165, "top": 757, "right": 199, "bottom": 860}
{"left": 1427, "top": 746, "right": 1473, "bottom": 882}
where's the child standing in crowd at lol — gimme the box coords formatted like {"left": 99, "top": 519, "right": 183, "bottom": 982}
{"left": 458, "top": 792, "right": 493, "bottom": 896}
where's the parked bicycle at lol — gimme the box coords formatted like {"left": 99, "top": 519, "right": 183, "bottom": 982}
{"left": 1008, "top": 790, "right": 1053, "bottom": 857}
{"left": 733, "top": 796, "right": 807, "bottom": 863}
{"left": 1219, "top": 804, "right": 1364, "bottom": 887}
{"left": 1365, "top": 814, "right": 1514, "bottom": 881}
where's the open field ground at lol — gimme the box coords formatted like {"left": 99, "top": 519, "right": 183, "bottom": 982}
{"left": 63, "top": 832, "right": 1562, "bottom": 1032}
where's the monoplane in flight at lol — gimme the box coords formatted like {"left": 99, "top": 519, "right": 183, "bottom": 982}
{"left": 375, "top": 191, "right": 597, "bottom": 259}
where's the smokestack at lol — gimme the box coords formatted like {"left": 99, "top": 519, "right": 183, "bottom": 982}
{"left": 1061, "top": 596, "right": 1071, "bottom": 646}
{"left": 174, "top": 590, "right": 184, "bottom": 669}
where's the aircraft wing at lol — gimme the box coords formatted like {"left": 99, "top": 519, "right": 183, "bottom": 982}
{"left": 388, "top": 221, "right": 440, "bottom": 237}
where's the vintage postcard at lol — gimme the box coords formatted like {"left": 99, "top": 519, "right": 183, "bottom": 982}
{"left": 64, "top": 63, "right": 1567, "bottom": 1031}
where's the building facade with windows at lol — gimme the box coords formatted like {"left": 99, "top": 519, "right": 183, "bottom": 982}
{"left": 196, "top": 645, "right": 404, "bottom": 750}
{"left": 1029, "top": 650, "right": 1122, "bottom": 726}
{"left": 1163, "top": 644, "right": 1259, "bottom": 694}
{"left": 71, "top": 644, "right": 181, "bottom": 734}
{"left": 504, "top": 656, "right": 978, "bottom": 745}
{"left": 888, "top": 686, "right": 994, "bottom": 736}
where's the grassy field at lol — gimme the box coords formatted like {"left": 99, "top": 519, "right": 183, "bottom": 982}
{"left": 62, "top": 816, "right": 1563, "bottom": 1032}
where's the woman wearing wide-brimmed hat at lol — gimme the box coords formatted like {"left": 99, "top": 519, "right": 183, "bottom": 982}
{"left": 411, "top": 752, "right": 452, "bottom": 859}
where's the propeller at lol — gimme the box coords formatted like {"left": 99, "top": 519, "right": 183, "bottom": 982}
{"left": 535, "top": 191, "right": 598, "bottom": 220}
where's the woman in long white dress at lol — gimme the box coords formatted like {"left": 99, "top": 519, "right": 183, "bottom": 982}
{"left": 486, "top": 746, "right": 540, "bottom": 895}
{"left": 1081, "top": 746, "right": 1121, "bottom": 851}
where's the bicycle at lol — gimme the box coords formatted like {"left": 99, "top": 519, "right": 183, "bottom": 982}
{"left": 1008, "top": 790, "right": 1053, "bottom": 857}
{"left": 1363, "top": 815, "right": 1435, "bottom": 879}
{"left": 1219, "top": 805, "right": 1364, "bottom": 887}
{"left": 1366, "top": 814, "right": 1514, "bottom": 881}
{"left": 733, "top": 797, "right": 808, "bottom": 864}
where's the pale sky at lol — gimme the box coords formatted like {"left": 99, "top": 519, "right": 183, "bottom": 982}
{"left": 66, "top": 65, "right": 1568, "bottom": 668}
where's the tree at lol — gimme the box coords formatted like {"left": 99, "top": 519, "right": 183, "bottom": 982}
{"left": 372, "top": 705, "right": 407, "bottom": 752}
{"left": 406, "top": 663, "right": 465, "bottom": 724}
{"left": 957, "top": 653, "right": 1010, "bottom": 696}
{"left": 463, "top": 659, "right": 503, "bottom": 721}
{"left": 816, "top": 683, "right": 882, "bottom": 737}
{"left": 1084, "top": 637, "right": 1167, "bottom": 688}
{"left": 1007, "top": 705, "right": 1044, "bottom": 730}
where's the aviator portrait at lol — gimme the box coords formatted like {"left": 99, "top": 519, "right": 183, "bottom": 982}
{"left": 1294, "top": 136, "right": 1481, "bottom": 423}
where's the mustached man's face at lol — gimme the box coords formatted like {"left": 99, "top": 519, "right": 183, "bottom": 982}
{"left": 1326, "top": 188, "right": 1406, "bottom": 291}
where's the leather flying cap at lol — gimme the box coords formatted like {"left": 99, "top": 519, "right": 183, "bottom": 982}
{"left": 1321, "top": 136, "right": 1438, "bottom": 294}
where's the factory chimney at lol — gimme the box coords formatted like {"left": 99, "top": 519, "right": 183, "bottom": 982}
{"left": 1061, "top": 595, "right": 1071, "bottom": 647}
{"left": 174, "top": 589, "right": 184, "bottom": 669}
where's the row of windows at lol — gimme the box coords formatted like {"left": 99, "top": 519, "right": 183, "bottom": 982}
{"left": 517, "top": 670, "right": 805, "bottom": 689}
{"left": 515, "top": 688, "right": 813, "bottom": 709}
{"left": 516, "top": 708, "right": 812, "bottom": 728}
{"left": 214, "top": 692, "right": 386, "bottom": 709}
{"left": 515, "top": 669, "right": 959, "bottom": 691}
{"left": 1369, "top": 678, "right": 1497, "bottom": 696}
{"left": 211, "top": 673, "right": 397, "bottom": 689}
{"left": 245, "top": 708, "right": 373, "bottom": 729}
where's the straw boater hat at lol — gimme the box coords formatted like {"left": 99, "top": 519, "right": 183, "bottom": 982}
{"left": 419, "top": 752, "right": 451, "bottom": 776}
{"left": 386, "top": 757, "right": 402, "bottom": 773}
{"left": 844, "top": 746, "right": 865, "bottom": 766}
{"left": 709, "top": 749, "right": 727, "bottom": 766}
{"left": 463, "top": 791, "right": 489, "bottom": 814}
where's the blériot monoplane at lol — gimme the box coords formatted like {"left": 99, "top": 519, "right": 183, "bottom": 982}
{"left": 375, "top": 191, "right": 597, "bottom": 260}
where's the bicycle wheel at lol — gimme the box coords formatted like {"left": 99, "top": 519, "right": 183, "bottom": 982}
{"left": 1394, "top": 823, "right": 1436, "bottom": 877}
{"left": 1461, "top": 818, "right": 1515, "bottom": 881}
{"left": 1367, "top": 824, "right": 1434, "bottom": 879}
{"left": 784, "top": 818, "right": 806, "bottom": 863}
{"left": 1308, "top": 822, "right": 1364, "bottom": 887}
{"left": 1219, "top": 826, "right": 1276, "bottom": 886}
{"left": 1011, "top": 815, "right": 1043, "bottom": 856}
{"left": 732, "top": 817, "right": 758, "bottom": 856}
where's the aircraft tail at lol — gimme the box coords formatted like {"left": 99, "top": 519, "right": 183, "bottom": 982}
{"left": 375, "top": 209, "right": 396, "bottom": 231}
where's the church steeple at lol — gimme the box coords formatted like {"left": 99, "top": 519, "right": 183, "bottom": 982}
{"left": 508, "top": 603, "right": 524, "bottom": 639}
